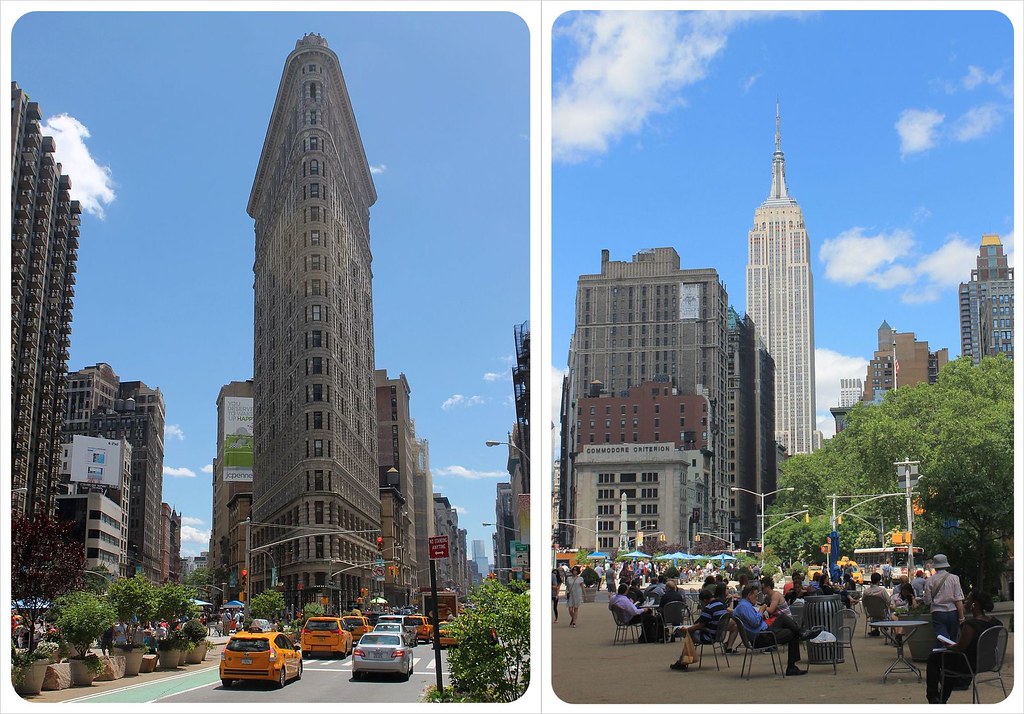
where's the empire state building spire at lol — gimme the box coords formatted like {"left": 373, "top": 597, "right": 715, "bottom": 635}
{"left": 768, "top": 99, "right": 793, "bottom": 203}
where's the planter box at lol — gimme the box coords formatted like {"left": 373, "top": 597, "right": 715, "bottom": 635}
{"left": 186, "top": 643, "right": 208, "bottom": 664}
{"left": 582, "top": 587, "right": 598, "bottom": 603}
{"left": 906, "top": 619, "right": 937, "bottom": 662}
{"left": 158, "top": 648, "right": 181, "bottom": 669}
{"left": 121, "top": 648, "right": 145, "bottom": 676}
{"left": 69, "top": 659, "right": 97, "bottom": 687}
{"left": 14, "top": 660, "right": 50, "bottom": 696}
{"left": 139, "top": 654, "right": 158, "bottom": 673}
{"left": 42, "top": 662, "right": 71, "bottom": 691}
{"left": 178, "top": 649, "right": 188, "bottom": 666}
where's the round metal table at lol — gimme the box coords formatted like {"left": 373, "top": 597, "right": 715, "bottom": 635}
{"left": 869, "top": 620, "right": 927, "bottom": 682}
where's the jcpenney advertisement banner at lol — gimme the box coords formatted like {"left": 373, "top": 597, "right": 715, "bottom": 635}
{"left": 223, "top": 396, "right": 254, "bottom": 482}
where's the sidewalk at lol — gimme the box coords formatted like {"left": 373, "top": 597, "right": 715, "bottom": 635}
{"left": 23, "top": 636, "right": 232, "bottom": 704}
{"left": 551, "top": 593, "right": 1014, "bottom": 705}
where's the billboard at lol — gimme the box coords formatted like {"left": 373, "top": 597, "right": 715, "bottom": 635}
{"left": 69, "top": 435, "right": 123, "bottom": 488}
{"left": 223, "top": 396, "right": 254, "bottom": 482}
{"left": 679, "top": 283, "right": 701, "bottom": 320}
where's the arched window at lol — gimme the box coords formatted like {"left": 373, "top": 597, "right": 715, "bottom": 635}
{"left": 310, "top": 159, "right": 319, "bottom": 176}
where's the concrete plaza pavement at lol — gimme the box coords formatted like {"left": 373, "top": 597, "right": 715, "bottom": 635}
{"left": 551, "top": 591, "right": 1015, "bottom": 705}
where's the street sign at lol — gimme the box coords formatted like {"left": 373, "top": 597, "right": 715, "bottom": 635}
{"left": 512, "top": 541, "right": 529, "bottom": 568}
{"left": 371, "top": 564, "right": 385, "bottom": 577}
{"left": 375, "top": 557, "right": 386, "bottom": 568}
{"left": 429, "top": 535, "right": 449, "bottom": 560}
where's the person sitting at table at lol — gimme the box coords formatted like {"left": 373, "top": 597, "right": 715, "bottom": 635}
{"left": 609, "top": 582, "right": 644, "bottom": 627}
{"left": 732, "top": 585, "right": 815, "bottom": 677}
{"left": 644, "top": 575, "right": 668, "bottom": 602}
{"left": 784, "top": 572, "right": 812, "bottom": 604}
{"left": 669, "top": 587, "right": 726, "bottom": 670}
{"left": 892, "top": 581, "right": 916, "bottom": 613}
{"left": 925, "top": 591, "right": 1000, "bottom": 704}
{"left": 862, "top": 572, "right": 894, "bottom": 636}
{"left": 660, "top": 579, "right": 684, "bottom": 609}
{"left": 627, "top": 578, "right": 645, "bottom": 605}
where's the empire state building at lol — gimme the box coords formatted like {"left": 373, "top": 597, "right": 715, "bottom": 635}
{"left": 745, "top": 103, "right": 820, "bottom": 455}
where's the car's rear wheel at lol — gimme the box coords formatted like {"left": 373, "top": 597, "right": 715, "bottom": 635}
{"left": 353, "top": 670, "right": 363, "bottom": 681}
{"left": 277, "top": 666, "right": 287, "bottom": 688}
{"left": 221, "top": 679, "right": 233, "bottom": 689}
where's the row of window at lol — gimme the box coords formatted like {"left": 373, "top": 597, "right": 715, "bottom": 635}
{"left": 588, "top": 431, "right": 704, "bottom": 444}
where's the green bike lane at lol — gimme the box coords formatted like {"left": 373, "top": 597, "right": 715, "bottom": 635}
{"left": 63, "top": 665, "right": 221, "bottom": 703}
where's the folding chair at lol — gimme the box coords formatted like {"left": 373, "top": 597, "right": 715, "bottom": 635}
{"left": 735, "top": 622, "right": 784, "bottom": 679}
{"left": 835, "top": 607, "right": 859, "bottom": 673}
{"left": 611, "top": 609, "right": 642, "bottom": 645}
{"left": 697, "top": 612, "right": 732, "bottom": 671}
{"left": 789, "top": 601, "right": 805, "bottom": 628}
{"left": 939, "top": 625, "right": 1008, "bottom": 703}
{"left": 662, "top": 601, "right": 687, "bottom": 643}
{"left": 861, "top": 594, "right": 896, "bottom": 644}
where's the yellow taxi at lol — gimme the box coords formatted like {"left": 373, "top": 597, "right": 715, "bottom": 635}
{"left": 220, "top": 629, "right": 302, "bottom": 689}
{"left": 436, "top": 622, "right": 458, "bottom": 648}
{"left": 341, "top": 615, "right": 372, "bottom": 639}
{"left": 405, "top": 615, "right": 434, "bottom": 643}
{"left": 300, "top": 617, "right": 353, "bottom": 658}
{"left": 836, "top": 558, "right": 864, "bottom": 585}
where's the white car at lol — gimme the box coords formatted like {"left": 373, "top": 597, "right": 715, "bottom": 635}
{"left": 375, "top": 615, "right": 418, "bottom": 645}
{"left": 372, "top": 622, "right": 415, "bottom": 648}
{"left": 352, "top": 633, "right": 413, "bottom": 681}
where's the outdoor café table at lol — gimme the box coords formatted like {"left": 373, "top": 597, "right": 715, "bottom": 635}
{"left": 869, "top": 620, "right": 927, "bottom": 682}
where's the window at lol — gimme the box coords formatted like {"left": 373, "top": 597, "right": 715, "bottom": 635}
{"left": 310, "top": 183, "right": 320, "bottom": 198}
{"left": 312, "top": 384, "right": 324, "bottom": 401}
{"left": 313, "top": 439, "right": 324, "bottom": 456}
{"left": 311, "top": 356, "right": 323, "bottom": 374}
{"left": 619, "top": 473, "right": 636, "bottom": 483}
{"left": 310, "top": 229, "right": 320, "bottom": 245}
{"left": 315, "top": 501, "right": 324, "bottom": 524}
{"left": 313, "top": 411, "right": 323, "bottom": 429}
{"left": 597, "top": 473, "right": 614, "bottom": 483}
{"left": 311, "top": 305, "right": 322, "bottom": 321}
{"left": 309, "top": 136, "right": 318, "bottom": 151}
{"left": 309, "top": 111, "right": 318, "bottom": 125}
{"left": 311, "top": 330, "right": 323, "bottom": 347}
{"left": 310, "top": 255, "right": 321, "bottom": 270}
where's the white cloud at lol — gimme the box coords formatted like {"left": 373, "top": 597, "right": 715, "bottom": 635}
{"left": 201, "top": 464, "right": 213, "bottom": 474}
{"left": 895, "top": 109, "right": 944, "bottom": 157}
{"left": 164, "top": 466, "right": 197, "bottom": 478}
{"left": 164, "top": 424, "right": 185, "bottom": 441}
{"left": 951, "top": 104, "right": 1004, "bottom": 142}
{"left": 819, "top": 228, "right": 916, "bottom": 288}
{"left": 911, "top": 206, "right": 932, "bottom": 223}
{"left": 181, "top": 516, "right": 205, "bottom": 526}
{"left": 180, "top": 525, "right": 210, "bottom": 546}
{"left": 553, "top": 11, "right": 755, "bottom": 163}
{"left": 483, "top": 372, "right": 505, "bottom": 382}
{"left": 369, "top": 163, "right": 387, "bottom": 175}
{"left": 962, "top": 65, "right": 1003, "bottom": 91}
{"left": 441, "top": 394, "right": 485, "bottom": 411}
{"left": 41, "top": 114, "right": 116, "bottom": 218}
{"left": 434, "top": 465, "right": 508, "bottom": 480}
{"left": 453, "top": 506, "right": 468, "bottom": 515}
{"left": 742, "top": 73, "right": 761, "bottom": 92}
{"left": 916, "top": 235, "right": 977, "bottom": 286}
{"left": 815, "top": 348, "right": 869, "bottom": 440}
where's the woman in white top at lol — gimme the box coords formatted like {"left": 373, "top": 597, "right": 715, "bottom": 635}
{"left": 565, "top": 566, "right": 585, "bottom": 628}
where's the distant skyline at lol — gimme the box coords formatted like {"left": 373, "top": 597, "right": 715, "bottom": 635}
{"left": 8, "top": 10, "right": 529, "bottom": 556}
{"left": 552, "top": 9, "right": 1017, "bottom": 441}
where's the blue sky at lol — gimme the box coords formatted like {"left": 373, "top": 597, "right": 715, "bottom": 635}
{"left": 551, "top": 9, "right": 1018, "bottom": 440}
{"left": 9, "top": 10, "right": 529, "bottom": 558}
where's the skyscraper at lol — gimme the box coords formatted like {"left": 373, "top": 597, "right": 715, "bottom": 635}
{"left": 862, "top": 322, "right": 948, "bottom": 403}
{"left": 959, "top": 233, "right": 1014, "bottom": 363}
{"left": 248, "top": 34, "right": 380, "bottom": 612}
{"left": 11, "top": 82, "right": 83, "bottom": 518}
{"left": 745, "top": 103, "right": 820, "bottom": 455}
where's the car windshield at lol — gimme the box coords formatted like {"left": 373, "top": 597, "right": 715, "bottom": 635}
{"left": 374, "top": 624, "right": 400, "bottom": 631}
{"left": 227, "top": 638, "right": 270, "bottom": 652}
{"left": 360, "top": 634, "right": 401, "bottom": 646}
{"left": 306, "top": 620, "right": 339, "bottom": 631}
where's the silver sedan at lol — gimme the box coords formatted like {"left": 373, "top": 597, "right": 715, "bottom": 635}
{"left": 351, "top": 633, "right": 413, "bottom": 680}
{"left": 372, "top": 622, "right": 416, "bottom": 648}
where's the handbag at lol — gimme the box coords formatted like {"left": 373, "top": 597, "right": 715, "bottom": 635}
{"left": 681, "top": 631, "right": 699, "bottom": 665}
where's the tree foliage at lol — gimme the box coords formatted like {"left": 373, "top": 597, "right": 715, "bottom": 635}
{"left": 155, "top": 583, "right": 199, "bottom": 624}
{"left": 182, "top": 567, "right": 213, "bottom": 589}
{"left": 445, "top": 579, "right": 529, "bottom": 703}
{"left": 769, "top": 356, "right": 1013, "bottom": 591}
{"left": 52, "top": 591, "right": 117, "bottom": 656}
{"left": 250, "top": 590, "right": 285, "bottom": 622}
{"left": 107, "top": 574, "right": 158, "bottom": 643}
{"left": 11, "top": 507, "right": 86, "bottom": 653}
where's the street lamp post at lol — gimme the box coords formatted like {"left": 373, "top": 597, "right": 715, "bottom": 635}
{"left": 730, "top": 486, "right": 794, "bottom": 564}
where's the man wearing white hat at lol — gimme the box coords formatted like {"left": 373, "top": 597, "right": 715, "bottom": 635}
{"left": 922, "top": 553, "right": 965, "bottom": 642}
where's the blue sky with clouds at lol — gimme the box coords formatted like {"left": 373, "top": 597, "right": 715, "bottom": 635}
{"left": 551, "top": 9, "right": 1017, "bottom": 439}
{"left": 9, "top": 10, "right": 529, "bottom": 557}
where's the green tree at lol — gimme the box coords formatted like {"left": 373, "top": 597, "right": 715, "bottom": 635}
{"left": 250, "top": 590, "right": 285, "bottom": 622}
{"left": 182, "top": 567, "right": 213, "bottom": 589}
{"left": 445, "top": 579, "right": 529, "bottom": 703}
{"left": 155, "top": 583, "right": 199, "bottom": 625}
{"left": 300, "top": 602, "right": 324, "bottom": 623}
{"left": 107, "top": 574, "right": 157, "bottom": 646}
{"left": 53, "top": 591, "right": 117, "bottom": 657}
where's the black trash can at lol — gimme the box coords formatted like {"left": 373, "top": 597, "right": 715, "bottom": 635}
{"left": 803, "top": 594, "right": 843, "bottom": 665}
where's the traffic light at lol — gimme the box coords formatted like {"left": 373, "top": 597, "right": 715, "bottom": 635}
{"left": 694, "top": 534, "right": 701, "bottom": 542}
{"left": 488, "top": 627, "right": 500, "bottom": 646}
{"left": 376, "top": 536, "right": 384, "bottom": 552}
{"left": 636, "top": 531, "right": 644, "bottom": 547}
{"left": 837, "top": 515, "right": 843, "bottom": 525}
{"left": 239, "top": 569, "right": 248, "bottom": 601}
{"left": 658, "top": 534, "right": 666, "bottom": 542}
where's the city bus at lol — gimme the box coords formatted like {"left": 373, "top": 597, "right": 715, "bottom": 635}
{"left": 852, "top": 546, "right": 925, "bottom": 580}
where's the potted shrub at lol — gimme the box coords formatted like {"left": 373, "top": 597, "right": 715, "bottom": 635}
{"left": 12, "top": 644, "right": 51, "bottom": 696}
{"left": 182, "top": 619, "right": 209, "bottom": 663}
{"left": 157, "top": 637, "right": 182, "bottom": 669}
{"left": 581, "top": 566, "right": 600, "bottom": 602}
{"left": 903, "top": 602, "right": 936, "bottom": 662}
{"left": 107, "top": 574, "right": 157, "bottom": 676}
{"left": 52, "top": 591, "right": 116, "bottom": 686}
{"left": 175, "top": 631, "right": 195, "bottom": 666}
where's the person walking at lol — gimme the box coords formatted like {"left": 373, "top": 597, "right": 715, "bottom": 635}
{"left": 923, "top": 553, "right": 965, "bottom": 642}
{"left": 551, "top": 568, "right": 563, "bottom": 623}
{"left": 565, "top": 566, "right": 585, "bottom": 628}
{"left": 606, "top": 562, "right": 617, "bottom": 594}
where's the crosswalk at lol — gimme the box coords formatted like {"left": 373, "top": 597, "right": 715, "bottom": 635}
{"left": 302, "top": 656, "right": 439, "bottom": 671}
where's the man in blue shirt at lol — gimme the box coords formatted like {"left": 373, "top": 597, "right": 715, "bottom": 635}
{"left": 733, "top": 585, "right": 816, "bottom": 676}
